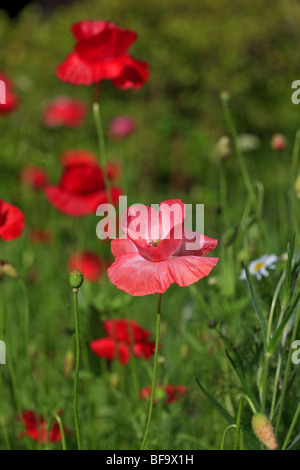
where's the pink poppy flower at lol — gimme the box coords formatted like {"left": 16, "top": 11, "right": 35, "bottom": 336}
{"left": 107, "top": 199, "right": 219, "bottom": 296}
{"left": 108, "top": 115, "right": 136, "bottom": 140}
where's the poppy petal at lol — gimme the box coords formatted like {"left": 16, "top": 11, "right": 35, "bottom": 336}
{"left": 107, "top": 252, "right": 219, "bottom": 296}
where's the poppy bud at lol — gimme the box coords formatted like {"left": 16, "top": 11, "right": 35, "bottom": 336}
{"left": 295, "top": 174, "right": 300, "bottom": 199}
{"left": 69, "top": 269, "right": 84, "bottom": 289}
{"left": 271, "top": 133, "right": 286, "bottom": 151}
{"left": 64, "top": 350, "right": 74, "bottom": 379}
{"left": 0, "top": 260, "right": 18, "bottom": 279}
{"left": 251, "top": 412, "right": 277, "bottom": 450}
{"left": 220, "top": 90, "right": 231, "bottom": 103}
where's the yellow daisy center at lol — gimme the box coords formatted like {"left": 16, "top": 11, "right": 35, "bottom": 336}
{"left": 253, "top": 261, "right": 265, "bottom": 272}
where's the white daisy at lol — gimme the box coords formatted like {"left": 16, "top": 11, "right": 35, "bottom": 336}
{"left": 239, "top": 254, "right": 278, "bottom": 281}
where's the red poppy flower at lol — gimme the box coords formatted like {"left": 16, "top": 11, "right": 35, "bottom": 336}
{"left": 0, "top": 199, "right": 25, "bottom": 241}
{"left": 56, "top": 20, "right": 149, "bottom": 89}
{"left": 0, "top": 72, "right": 18, "bottom": 114}
{"left": 68, "top": 251, "right": 105, "bottom": 282}
{"left": 20, "top": 165, "right": 48, "bottom": 190}
{"left": 107, "top": 199, "right": 219, "bottom": 296}
{"left": 18, "top": 410, "right": 70, "bottom": 444}
{"left": 44, "top": 154, "right": 122, "bottom": 216}
{"left": 140, "top": 384, "right": 187, "bottom": 404}
{"left": 108, "top": 115, "right": 136, "bottom": 140}
{"left": 42, "top": 95, "right": 87, "bottom": 128}
{"left": 90, "top": 319, "right": 156, "bottom": 365}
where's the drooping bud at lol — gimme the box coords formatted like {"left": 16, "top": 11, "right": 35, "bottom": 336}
{"left": 0, "top": 260, "right": 18, "bottom": 279}
{"left": 271, "top": 133, "right": 286, "bottom": 151}
{"left": 251, "top": 412, "right": 277, "bottom": 450}
{"left": 69, "top": 269, "right": 84, "bottom": 289}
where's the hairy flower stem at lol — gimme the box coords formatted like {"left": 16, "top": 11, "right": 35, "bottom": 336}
{"left": 92, "top": 97, "right": 113, "bottom": 206}
{"left": 221, "top": 97, "right": 257, "bottom": 207}
{"left": 55, "top": 414, "right": 67, "bottom": 450}
{"left": 275, "top": 302, "right": 300, "bottom": 435}
{"left": 73, "top": 287, "right": 82, "bottom": 450}
{"left": 234, "top": 395, "right": 256, "bottom": 450}
{"left": 140, "top": 293, "right": 162, "bottom": 450}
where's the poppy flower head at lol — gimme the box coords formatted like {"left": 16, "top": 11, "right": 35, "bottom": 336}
{"left": 68, "top": 251, "right": 104, "bottom": 282}
{"left": 17, "top": 410, "right": 70, "bottom": 444}
{"left": 0, "top": 72, "right": 18, "bottom": 114}
{"left": 107, "top": 199, "right": 219, "bottom": 296}
{"left": 56, "top": 20, "right": 149, "bottom": 89}
{"left": 0, "top": 200, "right": 25, "bottom": 241}
{"left": 89, "top": 319, "right": 155, "bottom": 365}
{"left": 20, "top": 165, "right": 48, "bottom": 190}
{"left": 42, "top": 95, "right": 88, "bottom": 128}
{"left": 44, "top": 155, "right": 122, "bottom": 216}
{"left": 140, "top": 384, "right": 187, "bottom": 404}
{"left": 108, "top": 115, "right": 136, "bottom": 140}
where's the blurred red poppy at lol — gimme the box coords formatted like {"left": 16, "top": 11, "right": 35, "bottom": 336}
{"left": 56, "top": 20, "right": 149, "bottom": 89}
{"left": 42, "top": 95, "right": 88, "bottom": 128}
{"left": 18, "top": 410, "right": 70, "bottom": 444}
{"left": 0, "top": 199, "right": 25, "bottom": 241}
{"left": 140, "top": 384, "right": 187, "bottom": 404}
{"left": 107, "top": 199, "right": 218, "bottom": 296}
{"left": 28, "top": 228, "right": 53, "bottom": 244}
{"left": 90, "top": 319, "right": 156, "bottom": 365}
{"left": 68, "top": 251, "right": 105, "bottom": 282}
{"left": 44, "top": 155, "right": 121, "bottom": 216}
{"left": 108, "top": 115, "right": 136, "bottom": 140}
{"left": 0, "top": 72, "right": 18, "bottom": 114}
{"left": 20, "top": 165, "right": 48, "bottom": 190}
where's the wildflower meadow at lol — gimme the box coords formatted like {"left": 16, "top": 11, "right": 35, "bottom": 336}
{"left": 1, "top": 0, "right": 300, "bottom": 454}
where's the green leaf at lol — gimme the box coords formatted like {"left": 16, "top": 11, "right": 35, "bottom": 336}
{"left": 287, "top": 432, "right": 300, "bottom": 450}
{"left": 224, "top": 349, "right": 260, "bottom": 409}
{"left": 282, "top": 232, "right": 296, "bottom": 308}
{"left": 244, "top": 264, "right": 267, "bottom": 349}
{"left": 195, "top": 377, "right": 259, "bottom": 449}
{"left": 269, "top": 292, "right": 300, "bottom": 353}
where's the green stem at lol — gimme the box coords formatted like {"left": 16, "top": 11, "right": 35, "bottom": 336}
{"left": 73, "top": 288, "right": 82, "bottom": 450}
{"left": 140, "top": 293, "right": 162, "bottom": 450}
{"left": 220, "top": 424, "right": 236, "bottom": 450}
{"left": 234, "top": 395, "right": 257, "bottom": 450}
{"left": 275, "top": 303, "right": 300, "bottom": 434}
{"left": 281, "top": 400, "right": 300, "bottom": 450}
{"left": 55, "top": 414, "right": 67, "bottom": 450}
{"left": 92, "top": 101, "right": 113, "bottom": 206}
{"left": 291, "top": 129, "right": 300, "bottom": 233}
{"left": 221, "top": 97, "right": 257, "bottom": 207}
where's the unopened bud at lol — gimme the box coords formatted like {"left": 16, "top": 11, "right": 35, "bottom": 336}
{"left": 64, "top": 350, "right": 74, "bottom": 379}
{"left": 251, "top": 412, "right": 277, "bottom": 450}
{"left": 0, "top": 260, "right": 18, "bottom": 279}
{"left": 271, "top": 133, "right": 286, "bottom": 151}
{"left": 295, "top": 174, "right": 300, "bottom": 199}
{"left": 69, "top": 269, "right": 84, "bottom": 289}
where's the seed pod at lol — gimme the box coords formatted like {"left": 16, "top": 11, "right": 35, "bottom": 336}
{"left": 251, "top": 412, "right": 277, "bottom": 450}
{"left": 69, "top": 269, "right": 84, "bottom": 289}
